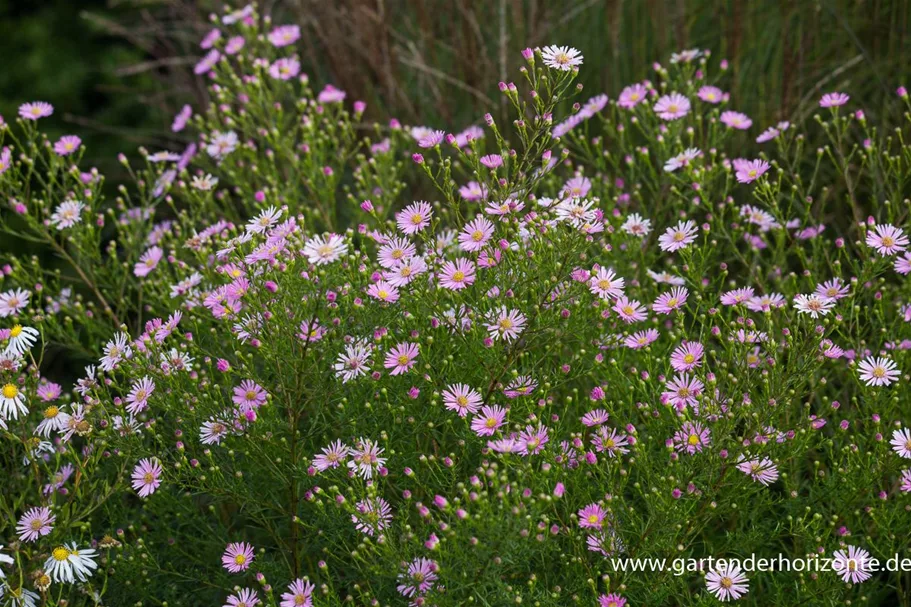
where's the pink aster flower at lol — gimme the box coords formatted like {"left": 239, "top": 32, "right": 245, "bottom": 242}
{"left": 653, "top": 92, "right": 691, "bottom": 120}
{"left": 268, "top": 25, "right": 300, "bottom": 47}
{"left": 819, "top": 92, "right": 850, "bottom": 108}
{"left": 589, "top": 267, "right": 625, "bottom": 300}
{"left": 352, "top": 497, "right": 392, "bottom": 537}
{"left": 618, "top": 83, "right": 648, "bottom": 108}
{"left": 367, "top": 279, "right": 400, "bottom": 303}
{"left": 581, "top": 408, "right": 610, "bottom": 427}
{"left": 458, "top": 217, "right": 495, "bottom": 252}
{"left": 348, "top": 438, "right": 386, "bottom": 479}
{"left": 471, "top": 405, "right": 507, "bottom": 436}
{"left": 438, "top": 258, "right": 476, "bottom": 290}
{"left": 504, "top": 375, "right": 537, "bottom": 398}
{"left": 894, "top": 252, "right": 911, "bottom": 275}
{"left": 672, "top": 421, "right": 711, "bottom": 455}
{"left": 480, "top": 154, "right": 503, "bottom": 169}
{"left": 720, "top": 287, "right": 755, "bottom": 306}
{"left": 281, "top": 579, "right": 315, "bottom": 607}
{"left": 37, "top": 382, "right": 62, "bottom": 402}
{"left": 613, "top": 297, "right": 647, "bottom": 323}
{"left": 194, "top": 49, "right": 221, "bottom": 74}
{"left": 658, "top": 220, "right": 698, "bottom": 252}
{"left": 901, "top": 470, "right": 911, "bottom": 492}
{"left": 857, "top": 356, "right": 899, "bottom": 387}
{"left": 384, "top": 342, "right": 419, "bottom": 375}
{"left": 745, "top": 293, "right": 785, "bottom": 312}
{"left": 443, "top": 383, "right": 482, "bottom": 417}
{"left": 892, "top": 428, "right": 911, "bottom": 458}
{"left": 697, "top": 86, "right": 724, "bottom": 104}
{"left": 377, "top": 237, "right": 417, "bottom": 268}
{"left": 125, "top": 376, "right": 155, "bottom": 415}
{"left": 706, "top": 562, "right": 749, "bottom": 601}
{"left": 578, "top": 503, "right": 608, "bottom": 529}
{"left": 459, "top": 181, "right": 488, "bottom": 201}
{"left": 222, "top": 542, "right": 255, "bottom": 573}
{"left": 131, "top": 458, "right": 163, "bottom": 498}
{"left": 720, "top": 111, "right": 752, "bottom": 130}
{"left": 233, "top": 380, "right": 268, "bottom": 411}
{"left": 735, "top": 159, "right": 770, "bottom": 184}
{"left": 53, "top": 135, "right": 82, "bottom": 156}
{"left": 593, "top": 426, "right": 630, "bottom": 457}
{"left": 793, "top": 293, "right": 835, "bottom": 318}
{"left": 269, "top": 57, "right": 300, "bottom": 80}
{"left": 397, "top": 557, "right": 438, "bottom": 597}
{"left": 19, "top": 101, "right": 54, "bottom": 121}
{"left": 486, "top": 307, "right": 527, "bottom": 342}
{"left": 317, "top": 85, "right": 346, "bottom": 103}
{"left": 865, "top": 223, "right": 909, "bottom": 256}
{"left": 598, "top": 594, "right": 627, "bottom": 607}
{"left": 312, "top": 440, "right": 350, "bottom": 472}
{"left": 625, "top": 329, "right": 659, "bottom": 349}
{"left": 172, "top": 104, "right": 192, "bottom": 132}
{"left": 134, "top": 246, "right": 163, "bottom": 277}
{"left": 662, "top": 374, "right": 703, "bottom": 410}
{"left": 417, "top": 129, "right": 445, "bottom": 148}
{"left": 832, "top": 545, "right": 873, "bottom": 584}
{"left": 814, "top": 278, "right": 850, "bottom": 300}
{"left": 518, "top": 424, "right": 549, "bottom": 456}
{"left": 670, "top": 341, "right": 704, "bottom": 372}
{"left": 737, "top": 456, "right": 779, "bottom": 485}
{"left": 396, "top": 201, "right": 433, "bottom": 234}
{"left": 16, "top": 506, "right": 55, "bottom": 542}
{"left": 224, "top": 588, "right": 260, "bottom": 607}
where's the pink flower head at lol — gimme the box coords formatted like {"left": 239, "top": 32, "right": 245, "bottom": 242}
{"left": 670, "top": 341, "right": 704, "bottom": 372}
{"left": 658, "top": 220, "right": 698, "bottom": 252}
{"left": 720, "top": 110, "right": 752, "bottom": 130}
{"left": 706, "top": 562, "right": 750, "bottom": 601}
{"left": 578, "top": 503, "right": 608, "bottom": 529}
{"left": 222, "top": 542, "right": 255, "bottom": 573}
{"left": 598, "top": 594, "right": 627, "bottom": 607}
{"left": 131, "top": 458, "right": 163, "bottom": 498}
{"left": 672, "top": 421, "right": 711, "bottom": 454}
{"left": 865, "top": 223, "right": 908, "bottom": 256}
{"left": 233, "top": 380, "right": 268, "bottom": 411}
{"left": 653, "top": 287, "right": 689, "bottom": 314}
{"left": 653, "top": 92, "right": 691, "bottom": 120}
{"left": 16, "top": 506, "right": 55, "bottom": 542}
{"left": 134, "top": 246, "right": 164, "bottom": 277}
{"left": 19, "top": 101, "right": 54, "bottom": 120}
{"left": 367, "top": 279, "right": 400, "bottom": 303}
{"left": 832, "top": 545, "right": 873, "bottom": 584}
{"left": 384, "top": 342, "right": 419, "bottom": 375}
{"left": 736, "top": 456, "right": 779, "bottom": 485}
{"left": 281, "top": 579, "right": 315, "bottom": 607}
{"left": 735, "top": 159, "right": 770, "bottom": 184}
{"left": 459, "top": 216, "right": 495, "bottom": 252}
{"left": 443, "top": 383, "right": 482, "bottom": 417}
{"left": 617, "top": 83, "right": 648, "bottom": 108}
{"left": 54, "top": 135, "right": 82, "bottom": 156}
{"left": 438, "top": 258, "right": 476, "bottom": 290}
{"left": 470, "top": 405, "right": 506, "bottom": 436}
{"left": 396, "top": 201, "right": 433, "bottom": 234}
{"left": 819, "top": 92, "right": 850, "bottom": 108}
{"left": 269, "top": 58, "right": 300, "bottom": 80}
{"left": 269, "top": 25, "right": 301, "bottom": 47}
{"left": 480, "top": 154, "right": 503, "bottom": 169}
{"left": 697, "top": 86, "right": 724, "bottom": 104}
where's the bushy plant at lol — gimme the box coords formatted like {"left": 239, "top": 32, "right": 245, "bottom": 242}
{"left": 1, "top": 4, "right": 911, "bottom": 606}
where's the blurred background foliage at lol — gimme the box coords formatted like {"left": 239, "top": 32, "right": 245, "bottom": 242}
{"left": 3, "top": 0, "right": 909, "bottom": 164}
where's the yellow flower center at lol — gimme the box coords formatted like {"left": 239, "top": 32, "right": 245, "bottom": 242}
{"left": 882, "top": 236, "right": 895, "bottom": 247}
{"left": 2, "top": 384, "right": 18, "bottom": 399}
{"left": 52, "top": 547, "right": 69, "bottom": 561}
{"left": 10, "top": 325, "right": 23, "bottom": 338}
{"left": 687, "top": 434, "right": 700, "bottom": 446}
{"left": 44, "top": 406, "right": 59, "bottom": 419}
{"left": 397, "top": 354, "right": 410, "bottom": 365}
{"left": 721, "top": 576, "right": 733, "bottom": 589}
{"left": 684, "top": 354, "right": 695, "bottom": 364}
{"left": 472, "top": 230, "right": 484, "bottom": 241}
{"left": 234, "top": 554, "right": 247, "bottom": 565}
{"left": 452, "top": 271, "right": 465, "bottom": 282}
{"left": 499, "top": 318, "right": 513, "bottom": 330}
{"left": 411, "top": 214, "right": 423, "bottom": 225}
{"left": 31, "top": 519, "right": 43, "bottom": 530}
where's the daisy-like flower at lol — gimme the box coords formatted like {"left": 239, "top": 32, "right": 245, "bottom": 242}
{"left": 662, "top": 374, "right": 703, "bottom": 410}
{"left": 734, "top": 159, "right": 770, "bottom": 184}
{"left": 134, "top": 246, "right": 163, "bottom": 277}
{"left": 540, "top": 45, "right": 583, "bottom": 70}
{"left": 352, "top": 497, "right": 393, "bottom": 537}
{"left": 562, "top": 176, "right": 592, "bottom": 198}
{"left": 672, "top": 421, "right": 711, "bottom": 455}
{"left": 19, "top": 102, "right": 53, "bottom": 120}
{"left": 705, "top": 562, "right": 749, "bottom": 601}
{"left": 720, "top": 287, "right": 755, "bottom": 306}
{"left": 131, "top": 458, "right": 163, "bottom": 498}
{"left": 480, "top": 153, "right": 504, "bottom": 169}
{"left": 589, "top": 267, "right": 625, "bottom": 300}
{"left": 124, "top": 375, "right": 154, "bottom": 415}
{"left": 598, "top": 594, "right": 627, "bottom": 607}
{"left": 613, "top": 297, "right": 647, "bottom": 323}
{"left": 578, "top": 503, "right": 608, "bottom": 529}
{"left": 624, "top": 329, "right": 660, "bottom": 350}
{"left": 621, "top": 213, "right": 652, "bottom": 237}
{"left": 900, "top": 469, "right": 911, "bottom": 492}
{"left": 832, "top": 545, "right": 873, "bottom": 584}
{"left": 518, "top": 424, "right": 549, "bottom": 455}
{"left": 16, "top": 507, "right": 54, "bottom": 542}
{"left": 53, "top": 135, "right": 82, "bottom": 156}
{"left": 745, "top": 293, "right": 785, "bottom": 312}
{"left": 618, "top": 83, "right": 648, "bottom": 108}
{"left": 0, "top": 289, "right": 30, "bottom": 317}
{"left": 100, "top": 332, "right": 132, "bottom": 372}
{"left": 0, "top": 147, "right": 11, "bottom": 174}
{"left": 172, "top": 104, "right": 192, "bottom": 132}
{"left": 397, "top": 557, "right": 438, "bottom": 597}
{"left": 417, "top": 130, "right": 445, "bottom": 148}
{"left": 653, "top": 92, "right": 691, "bottom": 120}
{"left": 819, "top": 92, "right": 850, "bottom": 108}
{"left": 246, "top": 206, "right": 282, "bottom": 234}
{"left": 458, "top": 217, "right": 495, "bottom": 252}
{"left": 658, "top": 220, "right": 698, "bottom": 252}
{"left": 720, "top": 111, "right": 752, "bottom": 130}
{"left": 225, "top": 588, "right": 261, "bottom": 607}
{"left": 0, "top": 545, "right": 13, "bottom": 575}
{"left": 378, "top": 237, "right": 417, "bottom": 268}
{"left": 222, "top": 542, "right": 255, "bottom": 573}
{"left": 348, "top": 438, "right": 386, "bottom": 480}
{"left": 857, "top": 355, "right": 900, "bottom": 387}
{"left": 233, "top": 380, "right": 268, "bottom": 411}
{"left": 736, "top": 456, "right": 779, "bottom": 485}
{"left": 593, "top": 426, "right": 630, "bottom": 457}
{"left": 895, "top": 253, "right": 911, "bottom": 275}
{"left": 756, "top": 126, "right": 781, "bottom": 143}
{"left": 4, "top": 324, "right": 39, "bottom": 357}
{"left": 865, "top": 223, "right": 909, "bottom": 256}
{"left": 385, "top": 255, "right": 427, "bottom": 287}
{"left": 269, "top": 24, "right": 300, "bottom": 47}
{"left": 670, "top": 341, "right": 704, "bottom": 372}
{"left": 664, "top": 147, "right": 701, "bottom": 172}
{"left": 486, "top": 307, "right": 527, "bottom": 342}
{"left": 438, "top": 258, "right": 476, "bottom": 290}
{"left": 504, "top": 375, "right": 537, "bottom": 398}
{"left": 303, "top": 234, "right": 348, "bottom": 265}
{"left": 1, "top": 382, "right": 27, "bottom": 419}
{"left": 891, "top": 428, "right": 911, "bottom": 458}
{"left": 459, "top": 181, "right": 488, "bottom": 201}
{"left": 793, "top": 294, "right": 835, "bottom": 318}
{"left": 582, "top": 408, "right": 610, "bottom": 427}
{"left": 36, "top": 404, "right": 70, "bottom": 438}
{"left": 442, "top": 383, "right": 482, "bottom": 417}
{"left": 206, "top": 131, "right": 238, "bottom": 159}
{"left": 49, "top": 200, "right": 85, "bottom": 230}
{"left": 367, "top": 279, "right": 400, "bottom": 303}
{"left": 555, "top": 197, "right": 598, "bottom": 227}
{"left": 396, "top": 201, "right": 433, "bottom": 234}
{"left": 269, "top": 57, "right": 300, "bottom": 80}
{"left": 471, "top": 405, "right": 507, "bottom": 436}
{"left": 281, "top": 579, "right": 315, "bottom": 607}
{"left": 384, "top": 342, "right": 419, "bottom": 375}
{"left": 334, "top": 342, "right": 372, "bottom": 383}
{"left": 697, "top": 85, "right": 724, "bottom": 104}
{"left": 312, "top": 440, "right": 349, "bottom": 471}
{"left": 44, "top": 543, "right": 97, "bottom": 583}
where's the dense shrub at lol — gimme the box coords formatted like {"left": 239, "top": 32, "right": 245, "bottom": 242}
{"left": 1, "top": 4, "right": 911, "bottom": 606}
